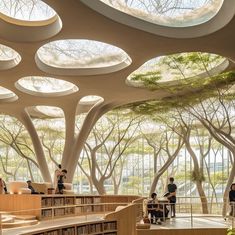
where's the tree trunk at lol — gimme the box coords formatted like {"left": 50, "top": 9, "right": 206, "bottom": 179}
{"left": 92, "top": 178, "right": 106, "bottom": 195}
{"left": 62, "top": 102, "right": 112, "bottom": 182}
{"left": 196, "top": 181, "right": 209, "bottom": 214}
{"left": 149, "top": 153, "right": 178, "bottom": 195}
{"left": 185, "top": 141, "right": 209, "bottom": 214}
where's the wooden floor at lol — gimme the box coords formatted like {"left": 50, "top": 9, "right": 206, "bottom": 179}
{"left": 151, "top": 215, "right": 229, "bottom": 229}
{"left": 2, "top": 213, "right": 232, "bottom": 235}
{"left": 137, "top": 214, "right": 230, "bottom": 235}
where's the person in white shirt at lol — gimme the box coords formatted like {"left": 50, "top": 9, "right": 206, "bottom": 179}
{"left": 53, "top": 164, "right": 62, "bottom": 192}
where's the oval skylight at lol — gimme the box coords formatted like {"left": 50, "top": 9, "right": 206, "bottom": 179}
{"left": 36, "top": 106, "right": 64, "bottom": 118}
{"left": 0, "top": 0, "right": 56, "bottom": 21}
{"left": 79, "top": 95, "right": 103, "bottom": 105}
{"left": 0, "top": 86, "right": 17, "bottom": 101}
{"left": 36, "top": 39, "right": 132, "bottom": 75}
{"left": 127, "top": 52, "right": 228, "bottom": 87}
{"left": 99, "top": 0, "right": 223, "bottom": 27}
{"left": 0, "top": 44, "right": 21, "bottom": 69}
{"left": 15, "top": 76, "right": 78, "bottom": 97}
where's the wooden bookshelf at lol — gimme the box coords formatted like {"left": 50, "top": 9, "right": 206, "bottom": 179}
{"left": 21, "top": 220, "right": 118, "bottom": 235}
{"left": 0, "top": 194, "right": 41, "bottom": 217}
{"left": 0, "top": 194, "right": 141, "bottom": 221}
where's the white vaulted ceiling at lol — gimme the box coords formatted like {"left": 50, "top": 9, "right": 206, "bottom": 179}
{"left": 0, "top": 0, "right": 235, "bottom": 118}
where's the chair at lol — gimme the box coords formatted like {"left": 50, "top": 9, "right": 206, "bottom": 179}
{"left": 31, "top": 182, "right": 52, "bottom": 194}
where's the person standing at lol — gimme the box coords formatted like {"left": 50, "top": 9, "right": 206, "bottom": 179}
{"left": 229, "top": 183, "right": 235, "bottom": 216}
{"left": 54, "top": 164, "right": 62, "bottom": 192}
{"left": 57, "top": 169, "right": 67, "bottom": 194}
{"left": 167, "top": 177, "right": 177, "bottom": 217}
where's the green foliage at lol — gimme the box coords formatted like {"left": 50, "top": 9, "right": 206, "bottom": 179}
{"left": 127, "top": 70, "right": 235, "bottom": 116}
{"left": 212, "top": 172, "right": 228, "bottom": 185}
{"left": 227, "top": 227, "right": 235, "bottom": 235}
{"left": 175, "top": 171, "right": 191, "bottom": 181}
{"left": 190, "top": 170, "right": 205, "bottom": 183}
{"left": 130, "top": 52, "right": 225, "bottom": 85}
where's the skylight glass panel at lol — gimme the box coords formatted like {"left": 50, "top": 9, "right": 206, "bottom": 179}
{"left": 16, "top": 76, "right": 78, "bottom": 96}
{"left": 0, "top": 86, "right": 16, "bottom": 99}
{"left": 0, "top": 0, "right": 56, "bottom": 21}
{"left": 36, "top": 106, "right": 64, "bottom": 118}
{"left": 79, "top": 95, "right": 103, "bottom": 105}
{"left": 37, "top": 39, "right": 130, "bottom": 69}
{"left": 0, "top": 44, "right": 20, "bottom": 61}
{"left": 128, "top": 52, "right": 226, "bottom": 84}
{"left": 101, "top": 0, "right": 223, "bottom": 27}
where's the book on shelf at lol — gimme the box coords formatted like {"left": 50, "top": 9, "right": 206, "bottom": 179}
{"left": 93, "top": 196, "right": 101, "bottom": 203}
{"left": 84, "top": 197, "right": 93, "bottom": 204}
{"left": 41, "top": 197, "right": 52, "bottom": 207}
{"left": 65, "top": 197, "right": 75, "bottom": 205}
{"left": 75, "top": 197, "right": 82, "bottom": 205}
{"left": 41, "top": 209, "right": 52, "bottom": 218}
{"left": 54, "top": 208, "right": 65, "bottom": 217}
{"left": 75, "top": 206, "right": 83, "bottom": 214}
{"left": 65, "top": 207, "right": 75, "bottom": 215}
{"left": 54, "top": 197, "right": 65, "bottom": 206}
{"left": 46, "top": 230, "right": 59, "bottom": 235}
{"left": 77, "top": 225, "right": 89, "bottom": 234}
{"left": 89, "top": 223, "right": 102, "bottom": 233}
{"left": 104, "top": 221, "right": 117, "bottom": 231}
{"left": 62, "top": 227, "right": 75, "bottom": 235}
{"left": 104, "top": 233, "right": 117, "bottom": 235}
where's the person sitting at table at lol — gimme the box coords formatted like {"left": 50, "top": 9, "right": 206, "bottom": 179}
{"left": 27, "top": 180, "right": 38, "bottom": 194}
{"left": 147, "top": 192, "right": 164, "bottom": 225}
{"left": 26, "top": 180, "right": 44, "bottom": 194}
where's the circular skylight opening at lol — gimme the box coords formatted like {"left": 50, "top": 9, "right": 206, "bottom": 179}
{"left": 0, "top": 0, "right": 56, "bottom": 21}
{"left": 15, "top": 76, "right": 78, "bottom": 97}
{"left": 82, "top": 0, "right": 233, "bottom": 38}
{"left": 98, "top": 0, "right": 223, "bottom": 27}
{"left": 35, "top": 106, "right": 64, "bottom": 118}
{"left": 0, "top": 44, "right": 21, "bottom": 69}
{"left": 36, "top": 39, "right": 132, "bottom": 75}
{"left": 127, "top": 52, "right": 228, "bottom": 87}
{"left": 0, "top": 86, "right": 18, "bottom": 101}
{"left": 79, "top": 95, "right": 103, "bottom": 105}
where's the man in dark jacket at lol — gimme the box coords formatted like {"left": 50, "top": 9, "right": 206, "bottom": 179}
{"left": 167, "top": 177, "right": 177, "bottom": 217}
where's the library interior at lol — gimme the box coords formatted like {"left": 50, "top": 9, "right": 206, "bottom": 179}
{"left": 0, "top": 0, "right": 235, "bottom": 235}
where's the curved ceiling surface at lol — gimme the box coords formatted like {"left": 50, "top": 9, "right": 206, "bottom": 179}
{"left": 0, "top": 0, "right": 56, "bottom": 21}
{"left": 127, "top": 52, "right": 228, "bottom": 86}
{"left": 36, "top": 39, "right": 132, "bottom": 75}
{"left": 100, "top": 0, "right": 223, "bottom": 27}
{"left": 15, "top": 76, "right": 78, "bottom": 97}
{"left": 0, "top": 1, "right": 234, "bottom": 119}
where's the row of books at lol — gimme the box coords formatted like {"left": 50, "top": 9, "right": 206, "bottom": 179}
{"left": 27, "top": 222, "right": 117, "bottom": 235}
{"left": 41, "top": 196, "right": 101, "bottom": 208}
{"left": 62, "top": 227, "right": 75, "bottom": 235}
